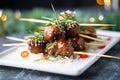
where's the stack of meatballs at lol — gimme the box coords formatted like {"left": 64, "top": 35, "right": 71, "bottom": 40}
{"left": 28, "top": 10, "right": 96, "bottom": 57}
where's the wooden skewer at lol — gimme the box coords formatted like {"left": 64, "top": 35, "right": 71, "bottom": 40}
{"left": 6, "top": 36, "right": 27, "bottom": 42}
{"left": 3, "top": 43, "right": 27, "bottom": 46}
{"left": 38, "top": 27, "right": 110, "bottom": 38}
{"left": 80, "top": 32, "right": 110, "bottom": 37}
{"left": 74, "top": 51, "right": 120, "bottom": 59}
{"left": 3, "top": 43, "right": 119, "bottom": 59}
{"left": 86, "top": 43, "right": 106, "bottom": 46}
{"left": 19, "top": 18, "right": 115, "bottom": 26}
{"left": 37, "top": 26, "right": 111, "bottom": 38}
{"left": 6, "top": 34, "right": 104, "bottom": 44}
{"left": 79, "top": 24, "right": 116, "bottom": 26}
{"left": 6, "top": 31, "right": 103, "bottom": 43}
{"left": 19, "top": 18, "right": 54, "bottom": 24}
{"left": 38, "top": 27, "right": 110, "bottom": 37}
{"left": 37, "top": 27, "right": 110, "bottom": 38}
{"left": 37, "top": 26, "right": 46, "bottom": 30}
{"left": 79, "top": 34, "right": 104, "bottom": 43}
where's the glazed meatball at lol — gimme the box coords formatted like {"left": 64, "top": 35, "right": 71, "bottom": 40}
{"left": 45, "top": 39, "right": 74, "bottom": 57}
{"left": 64, "top": 23, "right": 80, "bottom": 39}
{"left": 28, "top": 40, "right": 47, "bottom": 54}
{"left": 57, "top": 39, "right": 74, "bottom": 57}
{"left": 69, "top": 37, "right": 86, "bottom": 51}
{"left": 44, "top": 25, "right": 65, "bottom": 42}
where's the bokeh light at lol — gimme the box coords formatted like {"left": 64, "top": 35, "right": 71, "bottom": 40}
{"left": 98, "top": 15, "right": 104, "bottom": 21}
{"left": 1, "top": 15, "right": 7, "bottom": 21}
{"left": 89, "top": 17, "right": 95, "bottom": 22}
{"left": 15, "top": 11, "right": 21, "bottom": 19}
{"left": 104, "top": 0, "right": 111, "bottom": 6}
{"left": 96, "top": 0, "right": 104, "bottom": 5}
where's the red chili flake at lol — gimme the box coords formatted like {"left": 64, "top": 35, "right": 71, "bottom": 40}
{"left": 21, "top": 51, "right": 29, "bottom": 58}
{"left": 98, "top": 45, "right": 106, "bottom": 49}
{"left": 79, "top": 54, "right": 88, "bottom": 58}
{"left": 106, "top": 37, "right": 111, "bottom": 41}
{"left": 86, "top": 26, "right": 93, "bottom": 29}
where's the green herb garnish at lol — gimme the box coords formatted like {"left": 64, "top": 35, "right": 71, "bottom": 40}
{"left": 42, "top": 16, "right": 54, "bottom": 21}
{"left": 29, "top": 30, "right": 44, "bottom": 41}
{"left": 46, "top": 42, "right": 53, "bottom": 49}
{"left": 51, "top": 3, "right": 61, "bottom": 29}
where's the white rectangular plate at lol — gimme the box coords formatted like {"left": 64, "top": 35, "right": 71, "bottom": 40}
{"left": 0, "top": 30, "right": 120, "bottom": 76}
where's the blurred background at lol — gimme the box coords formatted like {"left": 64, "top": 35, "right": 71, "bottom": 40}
{"left": 0, "top": 0, "right": 120, "bottom": 35}
{"left": 0, "top": 0, "right": 100, "bottom": 9}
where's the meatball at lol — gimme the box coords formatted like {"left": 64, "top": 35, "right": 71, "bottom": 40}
{"left": 44, "top": 25, "right": 65, "bottom": 42}
{"left": 28, "top": 40, "right": 47, "bottom": 54}
{"left": 45, "top": 39, "right": 74, "bottom": 57}
{"left": 45, "top": 42, "right": 58, "bottom": 55}
{"left": 57, "top": 39, "right": 74, "bottom": 57}
{"left": 44, "top": 25, "right": 58, "bottom": 42}
{"left": 64, "top": 23, "right": 80, "bottom": 39}
{"left": 69, "top": 37, "right": 86, "bottom": 51}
